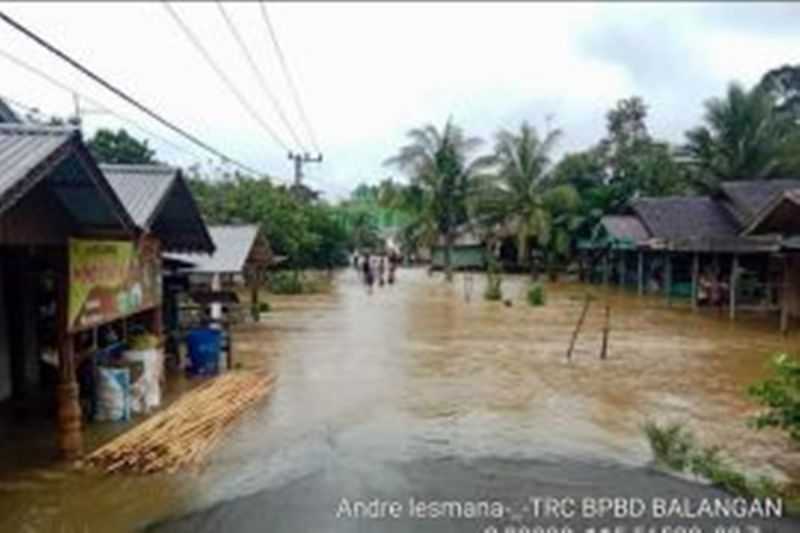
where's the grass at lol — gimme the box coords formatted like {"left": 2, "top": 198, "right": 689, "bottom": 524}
{"left": 268, "top": 271, "right": 332, "bottom": 295}
{"left": 642, "top": 421, "right": 794, "bottom": 505}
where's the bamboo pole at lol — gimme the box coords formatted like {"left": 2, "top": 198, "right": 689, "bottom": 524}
{"left": 566, "top": 295, "right": 592, "bottom": 361}
{"left": 85, "top": 371, "right": 274, "bottom": 474}
{"left": 600, "top": 303, "right": 611, "bottom": 360}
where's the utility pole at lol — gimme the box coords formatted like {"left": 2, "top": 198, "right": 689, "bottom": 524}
{"left": 288, "top": 151, "right": 323, "bottom": 186}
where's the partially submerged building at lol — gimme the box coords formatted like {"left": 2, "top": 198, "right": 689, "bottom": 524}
{"left": 0, "top": 124, "right": 219, "bottom": 458}
{"left": 0, "top": 124, "right": 137, "bottom": 457}
{"left": 582, "top": 179, "right": 800, "bottom": 331}
{"left": 169, "top": 224, "right": 273, "bottom": 321}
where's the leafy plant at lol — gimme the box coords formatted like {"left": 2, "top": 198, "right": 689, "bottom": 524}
{"left": 643, "top": 421, "right": 695, "bottom": 471}
{"left": 484, "top": 257, "right": 503, "bottom": 301}
{"left": 268, "top": 271, "right": 304, "bottom": 295}
{"left": 748, "top": 353, "right": 800, "bottom": 443}
{"left": 384, "top": 120, "right": 494, "bottom": 282}
{"left": 642, "top": 421, "right": 785, "bottom": 500}
{"left": 527, "top": 283, "right": 545, "bottom": 306}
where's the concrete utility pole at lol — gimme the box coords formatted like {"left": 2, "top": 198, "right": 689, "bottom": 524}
{"left": 288, "top": 151, "right": 323, "bottom": 186}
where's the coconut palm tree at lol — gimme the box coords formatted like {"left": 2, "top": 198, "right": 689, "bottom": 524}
{"left": 384, "top": 120, "right": 493, "bottom": 281}
{"left": 684, "top": 82, "right": 800, "bottom": 192}
{"left": 474, "top": 121, "right": 579, "bottom": 276}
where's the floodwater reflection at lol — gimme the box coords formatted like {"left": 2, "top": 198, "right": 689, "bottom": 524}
{"left": 1, "top": 268, "right": 799, "bottom": 532}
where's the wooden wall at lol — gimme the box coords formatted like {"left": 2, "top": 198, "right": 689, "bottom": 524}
{"left": 0, "top": 182, "right": 76, "bottom": 246}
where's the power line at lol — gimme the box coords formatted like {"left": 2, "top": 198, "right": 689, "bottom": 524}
{"left": 258, "top": 1, "right": 321, "bottom": 154}
{"left": 0, "top": 48, "right": 205, "bottom": 165}
{"left": 0, "top": 9, "right": 265, "bottom": 176}
{"left": 216, "top": 1, "right": 307, "bottom": 153}
{"left": 162, "top": 1, "right": 289, "bottom": 153}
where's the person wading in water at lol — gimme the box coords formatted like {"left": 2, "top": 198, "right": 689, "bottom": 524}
{"left": 388, "top": 253, "right": 397, "bottom": 284}
{"left": 363, "top": 254, "right": 375, "bottom": 293}
{"left": 378, "top": 257, "right": 386, "bottom": 287}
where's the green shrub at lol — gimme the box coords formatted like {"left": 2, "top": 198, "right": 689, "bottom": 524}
{"left": 484, "top": 259, "right": 503, "bottom": 301}
{"left": 643, "top": 421, "right": 695, "bottom": 471}
{"left": 258, "top": 301, "right": 271, "bottom": 313}
{"left": 748, "top": 353, "right": 800, "bottom": 443}
{"left": 642, "top": 421, "right": 785, "bottom": 500}
{"left": 527, "top": 283, "right": 545, "bottom": 306}
{"left": 269, "top": 271, "right": 303, "bottom": 295}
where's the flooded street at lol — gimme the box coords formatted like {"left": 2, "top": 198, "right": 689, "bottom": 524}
{"left": 2, "top": 268, "right": 800, "bottom": 532}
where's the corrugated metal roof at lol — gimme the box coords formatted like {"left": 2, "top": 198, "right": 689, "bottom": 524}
{"left": 631, "top": 196, "right": 741, "bottom": 240}
{"left": 600, "top": 215, "right": 650, "bottom": 243}
{"left": 719, "top": 179, "right": 800, "bottom": 224}
{"left": 101, "top": 164, "right": 176, "bottom": 228}
{"left": 0, "top": 124, "right": 74, "bottom": 209}
{"left": 169, "top": 225, "right": 260, "bottom": 273}
{"left": 0, "top": 99, "right": 20, "bottom": 123}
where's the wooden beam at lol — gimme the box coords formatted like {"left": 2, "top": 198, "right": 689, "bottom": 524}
{"left": 665, "top": 252, "right": 672, "bottom": 305}
{"left": 781, "top": 255, "right": 790, "bottom": 335}
{"left": 691, "top": 253, "right": 700, "bottom": 311}
{"left": 55, "top": 260, "right": 82, "bottom": 459}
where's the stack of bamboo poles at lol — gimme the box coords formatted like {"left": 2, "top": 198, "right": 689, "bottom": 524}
{"left": 85, "top": 371, "right": 275, "bottom": 474}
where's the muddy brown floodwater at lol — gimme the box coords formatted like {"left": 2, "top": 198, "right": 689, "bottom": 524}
{"left": 1, "top": 268, "right": 799, "bottom": 532}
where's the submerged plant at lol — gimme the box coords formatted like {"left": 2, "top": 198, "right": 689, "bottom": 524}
{"left": 527, "top": 283, "right": 546, "bottom": 306}
{"left": 642, "top": 421, "right": 785, "bottom": 500}
{"left": 643, "top": 421, "right": 695, "bottom": 471}
{"left": 748, "top": 353, "right": 800, "bottom": 443}
{"left": 484, "top": 257, "right": 503, "bottom": 301}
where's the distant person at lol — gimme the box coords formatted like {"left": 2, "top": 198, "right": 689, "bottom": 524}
{"left": 362, "top": 254, "right": 374, "bottom": 292}
{"left": 378, "top": 257, "right": 386, "bottom": 286}
{"left": 388, "top": 253, "right": 397, "bottom": 284}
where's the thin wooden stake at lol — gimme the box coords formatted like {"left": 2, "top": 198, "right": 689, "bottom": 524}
{"left": 600, "top": 303, "right": 611, "bottom": 360}
{"left": 566, "top": 294, "right": 592, "bottom": 361}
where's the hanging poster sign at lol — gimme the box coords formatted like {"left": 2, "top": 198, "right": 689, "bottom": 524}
{"left": 68, "top": 238, "right": 161, "bottom": 332}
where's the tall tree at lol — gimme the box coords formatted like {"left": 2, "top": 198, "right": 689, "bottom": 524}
{"left": 683, "top": 82, "right": 800, "bottom": 192}
{"left": 759, "top": 64, "right": 800, "bottom": 121}
{"left": 475, "top": 121, "right": 578, "bottom": 273}
{"left": 88, "top": 128, "right": 156, "bottom": 165}
{"left": 384, "top": 120, "right": 492, "bottom": 281}
{"left": 599, "top": 96, "right": 689, "bottom": 199}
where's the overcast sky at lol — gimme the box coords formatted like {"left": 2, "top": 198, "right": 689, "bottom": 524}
{"left": 1, "top": 2, "right": 798, "bottom": 199}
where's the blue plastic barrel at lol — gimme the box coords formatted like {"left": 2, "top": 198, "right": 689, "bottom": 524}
{"left": 186, "top": 328, "right": 222, "bottom": 376}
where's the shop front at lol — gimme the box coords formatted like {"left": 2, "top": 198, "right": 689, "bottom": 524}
{"left": 0, "top": 124, "right": 138, "bottom": 458}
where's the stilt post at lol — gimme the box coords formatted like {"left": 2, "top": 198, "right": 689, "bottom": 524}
{"left": 664, "top": 252, "right": 672, "bottom": 305}
{"left": 730, "top": 254, "right": 739, "bottom": 320}
{"left": 781, "top": 255, "right": 790, "bottom": 335}
{"left": 637, "top": 251, "right": 644, "bottom": 296}
{"left": 56, "top": 263, "right": 82, "bottom": 459}
{"left": 691, "top": 253, "right": 700, "bottom": 311}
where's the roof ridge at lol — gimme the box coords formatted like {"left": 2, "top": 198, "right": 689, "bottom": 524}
{"left": 0, "top": 123, "right": 77, "bottom": 136}
{"left": 100, "top": 163, "right": 176, "bottom": 174}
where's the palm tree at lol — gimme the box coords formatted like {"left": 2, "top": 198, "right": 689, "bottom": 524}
{"left": 684, "top": 82, "right": 800, "bottom": 192}
{"left": 474, "top": 121, "right": 579, "bottom": 275}
{"left": 384, "top": 120, "right": 493, "bottom": 281}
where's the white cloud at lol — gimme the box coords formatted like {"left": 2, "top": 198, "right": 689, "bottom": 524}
{"left": 1, "top": 2, "right": 797, "bottom": 199}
